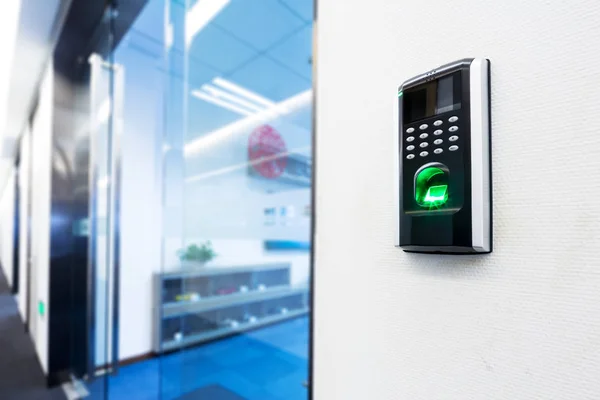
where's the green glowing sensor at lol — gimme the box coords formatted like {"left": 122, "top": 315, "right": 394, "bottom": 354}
{"left": 415, "top": 166, "right": 449, "bottom": 207}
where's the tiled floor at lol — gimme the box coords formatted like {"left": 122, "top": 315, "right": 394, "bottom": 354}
{"left": 92, "top": 317, "right": 310, "bottom": 400}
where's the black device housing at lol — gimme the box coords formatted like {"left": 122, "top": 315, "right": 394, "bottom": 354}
{"left": 396, "top": 58, "right": 492, "bottom": 254}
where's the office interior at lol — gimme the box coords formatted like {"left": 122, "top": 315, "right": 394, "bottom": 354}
{"left": 0, "top": 0, "right": 314, "bottom": 399}
{"left": 4, "top": 0, "right": 600, "bottom": 399}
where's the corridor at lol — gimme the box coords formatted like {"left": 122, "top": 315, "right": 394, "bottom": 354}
{"left": 0, "top": 270, "right": 66, "bottom": 400}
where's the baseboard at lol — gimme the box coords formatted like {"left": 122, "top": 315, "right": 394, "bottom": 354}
{"left": 95, "top": 351, "right": 156, "bottom": 372}
{"left": 120, "top": 351, "right": 156, "bottom": 367}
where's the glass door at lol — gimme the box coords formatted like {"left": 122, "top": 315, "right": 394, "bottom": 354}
{"left": 160, "top": 1, "right": 314, "bottom": 399}
{"left": 78, "top": 1, "right": 315, "bottom": 399}
{"left": 85, "top": 51, "right": 123, "bottom": 398}
{"left": 55, "top": 7, "right": 119, "bottom": 398}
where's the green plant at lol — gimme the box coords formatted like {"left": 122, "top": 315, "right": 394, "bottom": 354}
{"left": 178, "top": 241, "right": 217, "bottom": 263}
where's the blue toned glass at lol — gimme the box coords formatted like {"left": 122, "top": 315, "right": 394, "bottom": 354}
{"left": 109, "top": 0, "right": 313, "bottom": 399}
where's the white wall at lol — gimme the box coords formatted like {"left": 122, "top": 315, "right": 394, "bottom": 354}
{"left": 0, "top": 170, "right": 15, "bottom": 288}
{"left": 181, "top": 72, "right": 313, "bottom": 287}
{"left": 114, "top": 31, "right": 164, "bottom": 361}
{"left": 181, "top": 171, "right": 311, "bottom": 286}
{"left": 314, "top": 1, "right": 600, "bottom": 399}
{"left": 17, "top": 126, "right": 30, "bottom": 320}
{"left": 29, "top": 62, "right": 53, "bottom": 373}
{"left": 184, "top": 127, "right": 311, "bottom": 243}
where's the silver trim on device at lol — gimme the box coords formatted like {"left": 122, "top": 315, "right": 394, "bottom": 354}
{"left": 394, "top": 93, "right": 401, "bottom": 246}
{"left": 469, "top": 58, "right": 491, "bottom": 252}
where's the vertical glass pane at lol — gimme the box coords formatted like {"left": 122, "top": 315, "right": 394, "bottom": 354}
{"left": 170, "top": 0, "right": 314, "bottom": 398}
{"left": 107, "top": 0, "right": 313, "bottom": 399}
{"left": 86, "top": 16, "right": 116, "bottom": 400}
{"left": 105, "top": 1, "right": 167, "bottom": 399}
{"left": 52, "top": 8, "right": 115, "bottom": 399}
{"left": 89, "top": 51, "right": 113, "bottom": 383}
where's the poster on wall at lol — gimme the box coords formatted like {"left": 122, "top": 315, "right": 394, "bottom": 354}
{"left": 264, "top": 207, "right": 276, "bottom": 226}
{"left": 262, "top": 202, "right": 310, "bottom": 251}
{"left": 247, "top": 124, "right": 311, "bottom": 193}
{"left": 263, "top": 205, "right": 304, "bottom": 227}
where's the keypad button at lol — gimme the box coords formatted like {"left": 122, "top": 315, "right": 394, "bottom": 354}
{"left": 449, "top": 135, "right": 459, "bottom": 142}
{"left": 406, "top": 145, "right": 415, "bottom": 151}
{"left": 406, "top": 154, "right": 415, "bottom": 159}
{"left": 419, "top": 124, "right": 428, "bottom": 130}
{"left": 433, "top": 120, "right": 443, "bottom": 126}
{"left": 434, "top": 139, "right": 443, "bottom": 145}
{"left": 406, "top": 136, "right": 415, "bottom": 142}
{"left": 419, "top": 133, "right": 429, "bottom": 139}
{"left": 449, "top": 116, "right": 459, "bottom": 123}
{"left": 406, "top": 127, "right": 415, "bottom": 133}
{"left": 433, "top": 129, "right": 443, "bottom": 136}
{"left": 449, "top": 126, "right": 459, "bottom": 132}
{"left": 419, "top": 142, "right": 428, "bottom": 148}
{"left": 449, "top": 145, "right": 459, "bottom": 151}
{"left": 434, "top": 148, "right": 443, "bottom": 154}
{"left": 420, "top": 151, "right": 429, "bottom": 157}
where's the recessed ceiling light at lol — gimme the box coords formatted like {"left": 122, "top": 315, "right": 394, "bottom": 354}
{"left": 212, "top": 77, "right": 277, "bottom": 108}
{"left": 201, "top": 84, "right": 266, "bottom": 113}
{"left": 191, "top": 89, "right": 254, "bottom": 116}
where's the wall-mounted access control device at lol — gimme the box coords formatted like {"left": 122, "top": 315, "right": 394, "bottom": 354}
{"left": 395, "top": 58, "right": 492, "bottom": 254}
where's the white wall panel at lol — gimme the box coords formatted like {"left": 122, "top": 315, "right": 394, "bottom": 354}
{"left": 314, "top": 1, "right": 600, "bottom": 399}
{"left": 17, "top": 127, "right": 30, "bottom": 321}
{"left": 115, "top": 43, "right": 164, "bottom": 361}
{"left": 29, "top": 62, "right": 53, "bottom": 373}
{"left": 0, "top": 171, "right": 15, "bottom": 287}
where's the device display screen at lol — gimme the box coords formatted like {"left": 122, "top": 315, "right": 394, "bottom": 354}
{"left": 403, "top": 72, "right": 461, "bottom": 123}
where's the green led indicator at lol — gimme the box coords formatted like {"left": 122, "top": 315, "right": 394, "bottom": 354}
{"left": 415, "top": 166, "right": 449, "bottom": 208}
{"left": 38, "top": 301, "right": 45, "bottom": 317}
{"left": 398, "top": 91, "right": 403, "bottom": 97}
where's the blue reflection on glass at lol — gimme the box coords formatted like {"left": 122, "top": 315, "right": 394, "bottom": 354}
{"left": 108, "top": 0, "right": 313, "bottom": 398}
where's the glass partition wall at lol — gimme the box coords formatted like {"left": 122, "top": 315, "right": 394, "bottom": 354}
{"left": 102, "top": 1, "right": 314, "bottom": 399}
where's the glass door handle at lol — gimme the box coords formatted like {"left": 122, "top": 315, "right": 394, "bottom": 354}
{"left": 108, "top": 60, "right": 124, "bottom": 376}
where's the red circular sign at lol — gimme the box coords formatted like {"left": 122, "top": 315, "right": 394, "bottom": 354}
{"left": 248, "top": 125, "right": 287, "bottom": 179}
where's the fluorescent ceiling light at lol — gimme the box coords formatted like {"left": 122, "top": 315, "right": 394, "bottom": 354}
{"left": 185, "top": 0, "right": 230, "bottom": 47}
{"left": 201, "top": 84, "right": 265, "bottom": 112}
{"left": 213, "top": 77, "right": 277, "bottom": 108}
{"left": 190, "top": 79, "right": 278, "bottom": 117}
{"left": 191, "top": 89, "right": 254, "bottom": 116}
{"left": 185, "top": 89, "right": 312, "bottom": 156}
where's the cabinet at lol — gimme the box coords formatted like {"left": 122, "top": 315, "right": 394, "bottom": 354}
{"left": 153, "top": 263, "right": 309, "bottom": 352}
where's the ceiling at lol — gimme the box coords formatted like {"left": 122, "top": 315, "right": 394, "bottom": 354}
{"left": 123, "top": 0, "right": 314, "bottom": 142}
{"left": 0, "top": 0, "right": 71, "bottom": 191}
{"left": 0, "top": 0, "right": 315, "bottom": 192}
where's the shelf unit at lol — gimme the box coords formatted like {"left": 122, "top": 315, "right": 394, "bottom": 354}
{"left": 153, "top": 263, "right": 309, "bottom": 352}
